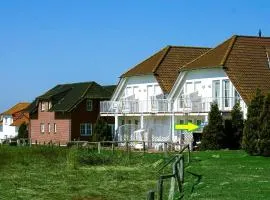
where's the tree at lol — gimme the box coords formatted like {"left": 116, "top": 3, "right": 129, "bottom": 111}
{"left": 200, "top": 102, "right": 225, "bottom": 150}
{"left": 242, "top": 89, "right": 264, "bottom": 155}
{"left": 257, "top": 93, "right": 270, "bottom": 156}
{"left": 230, "top": 101, "right": 244, "bottom": 149}
{"left": 18, "top": 123, "right": 28, "bottom": 139}
{"left": 92, "top": 118, "right": 112, "bottom": 142}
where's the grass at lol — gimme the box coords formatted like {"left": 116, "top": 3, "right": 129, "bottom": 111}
{"left": 0, "top": 145, "right": 168, "bottom": 200}
{"left": 0, "top": 146, "right": 270, "bottom": 199}
{"left": 183, "top": 150, "right": 270, "bottom": 200}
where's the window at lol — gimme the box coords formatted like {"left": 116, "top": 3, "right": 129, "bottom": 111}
{"left": 188, "top": 119, "right": 193, "bottom": 123}
{"left": 212, "top": 80, "right": 220, "bottom": 106}
{"left": 48, "top": 123, "right": 51, "bottom": 133}
{"left": 0, "top": 125, "right": 3, "bottom": 132}
{"left": 80, "top": 123, "right": 92, "bottom": 136}
{"left": 54, "top": 123, "right": 57, "bottom": 133}
{"left": 179, "top": 120, "right": 184, "bottom": 124}
{"left": 234, "top": 89, "right": 241, "bottom": 104}
{"left": 121, "top": 120, "right": 125, "bottom": 125}
{"left": 48, "top": 101, "right": 52, "bottom": 110}
{"left": 128, "top": 120, "right": 131, "bottom": 124}
{"left": 86, "top": 99, "right": 93, "bottom": 111}
{"left": 4, "top": 117, "right": 8, "bottom": 125}
{"left": 186, "top": 82, "right": 193, "bottom": 94}
{"left": 41, "top": 101, "right": 46, "bottom": 111}
{"left": 196, "top": 120, "right": 202, "bottom": 126}
{"left": 194, "top": 81, "right": 201, "bottom": 92}
{"left": 134, "top": 120, "right": 139, "bottom": 125}
{"left": 223, "top": 79, "right": 230, "bottom": 108}
{"left": 40, "top": 123, "right": 45, "bottom": 133}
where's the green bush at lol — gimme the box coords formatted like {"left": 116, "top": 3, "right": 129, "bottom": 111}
{"left": 200, "top": 102, "right": 225, "bottom": 150}
{"left": 242, "top": 89, "right": 264, "bottom": 155}
{"left": 224, "top": 102, "right": 244, "bottom": 149}
{"left": 258, "top": 93, "right": 270, "bottom": 156}
{"left": 18, "top": 123, "right": 28, "bottom": 139}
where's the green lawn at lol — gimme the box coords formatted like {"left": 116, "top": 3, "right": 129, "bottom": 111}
{"left": 184, "top": 150, "right": 270, "bottom": 200}
{"left": 0, "top": 146, "right": 269, "bottom": 200}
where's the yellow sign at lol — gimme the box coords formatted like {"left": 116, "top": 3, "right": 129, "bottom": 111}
{"left": 175, "top": 122, "right": 199, "bottom": 132}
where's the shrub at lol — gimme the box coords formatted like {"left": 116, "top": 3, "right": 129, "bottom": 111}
{"left": 228, "top": 102, "right": 244, "bottom": 149}
{"left": 258, "top": 93, "right": 270, "bottom": 156}
{"left": 92, "top": 118, "right": 112, "bottom": 142}
{"left": 242, "top": 89, "right": 264, "bottom": 155}
{"left": 200, "top": 102, "right": 225, "bottom": 150}
{"left": 18, "top": 123, "right": 28, "bottom": 139}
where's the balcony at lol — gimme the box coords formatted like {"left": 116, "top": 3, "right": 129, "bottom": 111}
{"left": 174, "top": 96, "right": 243, "bottom": 113}
{"left": 100, "top": 97, "right": 243, "bottom": 115}
{"left": 100, "top": 99, "right": 170, "bottom": 114}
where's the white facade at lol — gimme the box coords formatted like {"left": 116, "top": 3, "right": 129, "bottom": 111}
{"left": 100, "top": 68, "right": 247, "bottom": 146}
{"left": 0, "top": 114, "right": 18, "bottom": 140}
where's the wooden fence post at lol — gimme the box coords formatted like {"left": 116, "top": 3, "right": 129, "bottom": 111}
{"left": 147, "top": 190, "right": 155, "bottom": 200}
{"left": 98, "top": 142, "right": 101, "bottom": 154}
{"left": 125, "top": 141, "right": 129, "bottom": 152}
{"left": 143, "top": 141, "right": 146, "bottom": 154}
{"left": 112, "top": 142, "right": 115, "bottom": 154}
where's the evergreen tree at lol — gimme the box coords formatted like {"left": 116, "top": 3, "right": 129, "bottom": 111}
{"left": 257, "top": 93, "right": 270, "bottom": 156}
{"left": 18, "top": 123, "right": 28, "bottom": 139}
{"left": 242, "top": 89, "right": 264, "bottom": 155}
{"left": 200, "top": 102, "right": 225, "bottom": 150}
{"left": 230, "top": 101, "right": 244, "bottom": 149}
{"left": 92, "top": 118, "right": 112, "bottom": 142}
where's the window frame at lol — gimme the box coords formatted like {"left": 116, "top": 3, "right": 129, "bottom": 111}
{"left": 86, "top": 99, "right": 93, "bottom": 111}
{"left": 40, "top": 123, "right": 45, "bottom": 134}
{"left": 48, "top": 123, "right": 51, "bottom": 133}
{"left": 41, "top": 101, "right": 46, "bottom": 112}
{"left": 80, "top": 123, "right": 92, "bottom": 136}
{"left": 54, "top": 123, "right": 57, "bottom": 133}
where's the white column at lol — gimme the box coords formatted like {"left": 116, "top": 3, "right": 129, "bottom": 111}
{"left": 171, "top": 114, "right": 175, "bottom": 142}
{"left": 114, "top": 115, "right": 119, "bottom": 136}
{"left": 140, "top": 115, "right": 144, "bottom": 129}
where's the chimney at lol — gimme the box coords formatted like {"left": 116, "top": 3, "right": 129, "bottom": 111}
{"left": 258, "top": 29, "right": 262, "bottom": 37}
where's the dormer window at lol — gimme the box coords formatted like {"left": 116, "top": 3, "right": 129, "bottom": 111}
{"left": 266, "top": 48, "right": 270, "bottom": 69}
{"left": 48, "top": 101, "right": 52, "bottom": 110}
{"left": 41, "top": 101, "right": 52, "bottom": 112}
{"left": 86, "top": 99, "right": 93, "bottom": 111}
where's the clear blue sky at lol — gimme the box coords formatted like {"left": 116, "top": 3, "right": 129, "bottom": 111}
{"left": 1, "top": 0, "right": 269, "bottom": 112}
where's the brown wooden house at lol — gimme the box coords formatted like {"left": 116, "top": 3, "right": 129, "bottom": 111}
{"left": 29, "top": 82, "right": 115, "bottom": 144}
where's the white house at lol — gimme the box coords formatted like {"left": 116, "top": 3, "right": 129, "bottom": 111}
{"left": 100, "top": 45, "right": 210, "bottom": 144}
{"left": 101, "top": 35, "right": 270, "bottom": 147}
{"left": 0, "top": 102, "right": 30, "bottom": 140}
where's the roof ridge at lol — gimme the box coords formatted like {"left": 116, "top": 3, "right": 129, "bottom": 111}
{"left": 221, "top": 35, "right": 238, "bottom": 66}
{"left": 66, "top": 82, "right": 95, "bottom": 112}
{"left": 234, "top": 34, "right": 270, "bottom": 39}
{"left": 168, "top": 45, "right": 211, "bottom": 49}
{"left": 120, "top": 46, "right": 168, "bottom": 77}
{"left": 152, "top": 46, "right": 171, "bottom": 74}
{"left": 181, "top": 35, "right": 236, "bottom": 70}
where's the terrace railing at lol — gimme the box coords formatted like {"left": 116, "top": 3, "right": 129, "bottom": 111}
{"left": 100, "top": 99, "right": 171, "bottom": 114}
{"left": 100, "top": 97, "right": 243, "bottom": 114}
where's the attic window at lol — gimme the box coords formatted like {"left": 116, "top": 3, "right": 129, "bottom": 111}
{"left": 266, "top": 48, "right": 270, "bottom": 69}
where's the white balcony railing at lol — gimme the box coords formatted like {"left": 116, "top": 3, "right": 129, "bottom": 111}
{"left": 100, "top": 99, "right": 171, "bottom": 114}
{"left": 100, "top": 97, "right": 243, "bottom": 114}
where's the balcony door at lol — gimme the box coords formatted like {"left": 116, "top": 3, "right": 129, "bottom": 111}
{"left": 212, "top": 80, "right": 220, "bottom": 107}
{"left": 147, "top": 85, "right": 154, "bottom": 112}
{"left": 222, "top": 79, "right": 230, "bottom": 109}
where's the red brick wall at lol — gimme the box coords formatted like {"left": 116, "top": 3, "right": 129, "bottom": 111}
{"left": 29, "top": 103, "right": 71, "bottom": 145}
